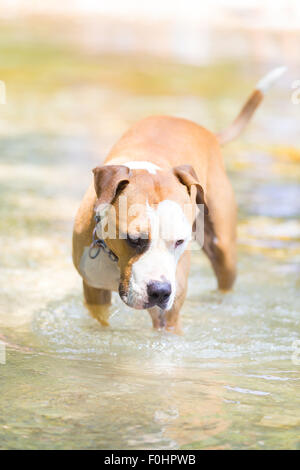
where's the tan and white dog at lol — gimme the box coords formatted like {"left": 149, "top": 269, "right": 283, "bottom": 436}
{"left": 72, "top": 67, "right": 285, "bottom": 333}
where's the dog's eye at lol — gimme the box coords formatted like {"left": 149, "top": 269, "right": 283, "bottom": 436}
{"left": 127, "top": 234, "right": 149, "bottom": 252}
{"left": 127, "top": 235, "right": 141, "bottom": 247}
{"left": 175, "top": 239, "right": 184, "bottom": 248}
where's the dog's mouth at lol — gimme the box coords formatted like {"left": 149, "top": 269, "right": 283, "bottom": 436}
{"left": 118, "top": 284, "right": 146, "bottom": 310}
{"left": 118, "top": 282, "right": 172, "bottom": 311}
{"left": 143, "top": 299, "right": 169, "bottom": 310}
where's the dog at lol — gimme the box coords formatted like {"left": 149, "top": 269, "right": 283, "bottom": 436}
{"left": 72, "top": 67, "right": 285, "bottom": 333}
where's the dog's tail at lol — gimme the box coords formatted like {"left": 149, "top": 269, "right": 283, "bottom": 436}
{"left": 217, "top": 66, "right": 287, "bottom": 145}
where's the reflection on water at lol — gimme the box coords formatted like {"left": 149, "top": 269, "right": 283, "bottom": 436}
{"left": 0, "top": 32, "right": 299, "bottom": 449}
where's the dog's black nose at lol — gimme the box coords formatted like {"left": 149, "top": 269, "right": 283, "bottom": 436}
{"left": 147, "top": 281, "right": 171, "bottom": 308}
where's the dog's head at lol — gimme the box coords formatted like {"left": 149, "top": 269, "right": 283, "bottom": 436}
{"left": 93, "top": 164, "right": 206, "bottom": 310}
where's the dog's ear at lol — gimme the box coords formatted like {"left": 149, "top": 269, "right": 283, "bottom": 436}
{"left": 93, "top": 165, "right": 130, "bottom": 206}
{"left": 173, "top": 164, "right": 208, "bottom": 214}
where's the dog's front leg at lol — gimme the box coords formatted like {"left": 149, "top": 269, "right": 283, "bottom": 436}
{"left": 83, "top": 281, "right": 112, "bottom": 326}
{"left": 148, "top": 250, "right": 190, "bottom": 334}
{"left": 147, "top": 307, "right": 167, "bottom": 330}
{"left": 147, "top": 291, "right": 185, "bottom": 335}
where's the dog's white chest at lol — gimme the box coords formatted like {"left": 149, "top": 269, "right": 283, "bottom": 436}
{"left": 79, "top": 247, "right": 120, "bottom": 291}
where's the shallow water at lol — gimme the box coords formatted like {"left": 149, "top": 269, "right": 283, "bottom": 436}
{"left": 0, "top": 28, "right": 300, "bottom": 449}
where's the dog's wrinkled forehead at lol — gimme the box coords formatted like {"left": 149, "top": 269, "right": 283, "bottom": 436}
{"left": 115, "top": 170, "right": 192, "bottom": 236}
{"left": 124, "top": 170, "right": 191, "bottom": 206}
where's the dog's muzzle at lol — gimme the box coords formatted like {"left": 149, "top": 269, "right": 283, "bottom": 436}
{"left": 146, "top": 280, "right": 172, "bottom": 309}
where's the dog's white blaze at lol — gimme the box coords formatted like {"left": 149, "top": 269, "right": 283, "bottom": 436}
{"left": 123, "top": 161, "right": 161, "bottom": 174}
{"left": 128, "top": 200, "right": 191, "bottom": 310}
{"left": 156, "top": 200, "right": 191, "bottom": 247}
{"left": 256, "top": 66, "right": 287, "bottom": 93}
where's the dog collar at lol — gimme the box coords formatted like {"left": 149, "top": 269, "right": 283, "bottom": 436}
{"left": 88, "top": 215, "right": 119, "bottom": 262}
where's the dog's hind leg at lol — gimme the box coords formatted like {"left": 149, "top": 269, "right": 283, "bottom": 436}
{"left": 196, "top": 175, "right": 237, "bottom": 291}
{"left": 202, "top": 224, "right": 237, "bottom": 291}
{"left": 83, "top": 281, "right": 112, "bottom": 326}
